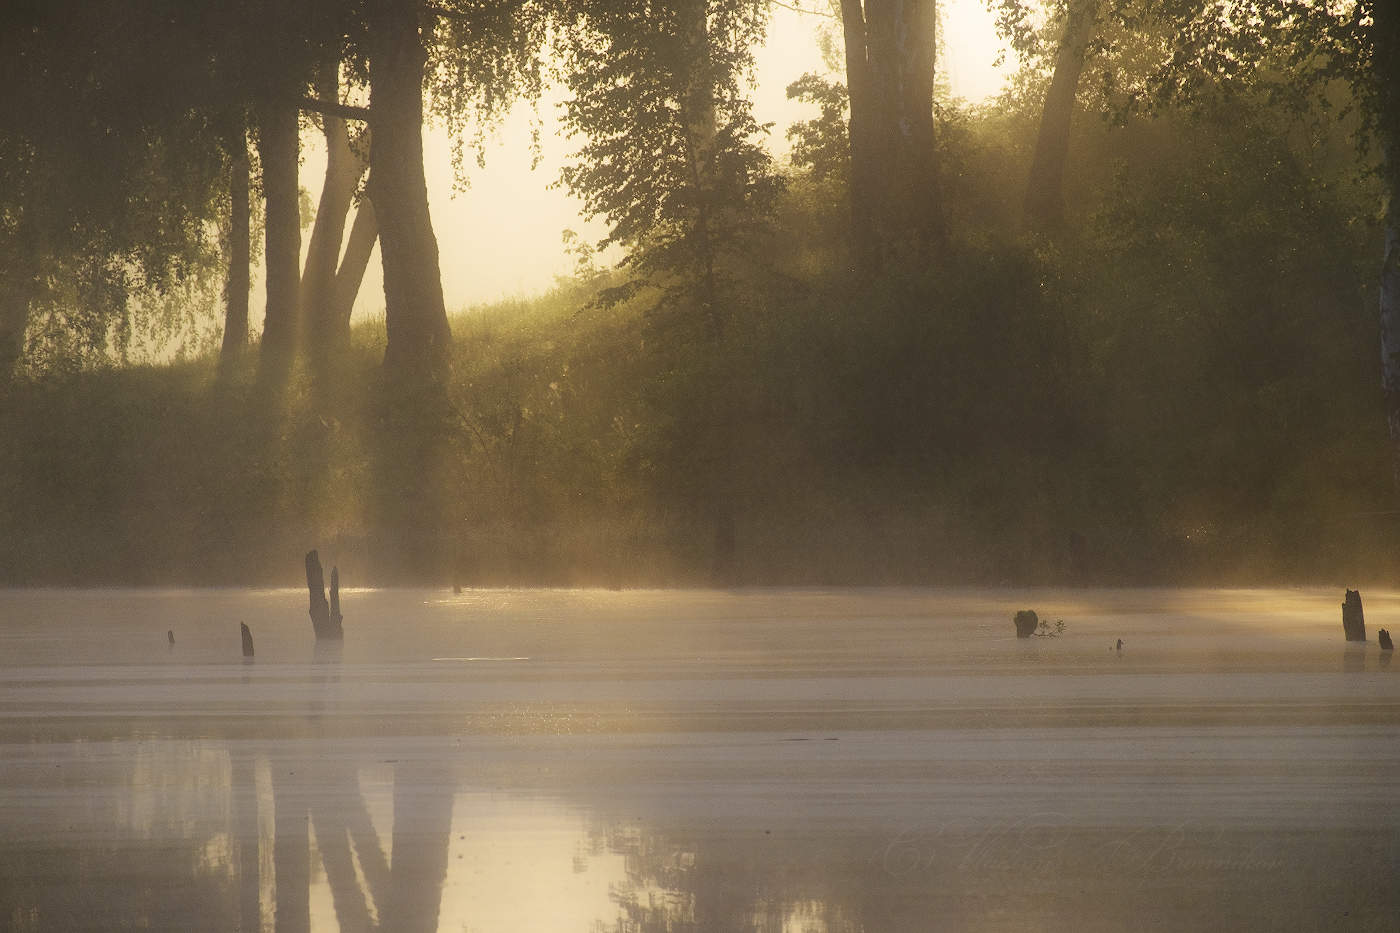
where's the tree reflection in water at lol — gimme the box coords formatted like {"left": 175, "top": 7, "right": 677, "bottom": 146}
{"left": 593, "top": 822, "right": 863, "bottom": 933}
{"left": 5, "top": 585, "right": 1400, "bottom": 932}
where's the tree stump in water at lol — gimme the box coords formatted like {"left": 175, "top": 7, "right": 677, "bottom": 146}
{"left": 1014, "top": 610, "right": 1039, "bottom": 639}
{"left": 1342, "top": 590, "right": 1367, "bottom": 642}
{"left": 306, "top": 550, "right": 345, "bottom": 640}
{"left": 1380, "top": 628, "right": 1394, "bottom": 651}
{"left": 240, "top": 622, "right": 254, "bottom": 658}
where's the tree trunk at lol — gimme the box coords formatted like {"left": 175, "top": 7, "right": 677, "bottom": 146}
{"left": 682, "top": 0, "right": 724, "bottom": 339}
{"left": 328, "top": 193, "right": 378, "bottom": 339}
{"left": 257, "top": 102, "right": 302, "bottom": 386}
{"left": 219, "top": 122, "right": 251, "bottom": 373}
{"left": 839, "top": 0, "right": 940, "bottom": 271}
{"left": 369, "top": 0, "right": 452, "bottom": 382}
{"left": 1024, "top": 0, "right": 1099, "bottom": 231}
{"left": 0, "top": 277, "right": 31, "bottom": 383}
{"left": 840, "top": 0, "right": 882, "bottom": 272}
{"left": 1383, "top": 209, "right": 1400, "bottom": 487}
{"left": 304, "top": 65, "right": 372, "bottom": 372}
{"left": 1375, "top": 2, "right": 1400, "bottom": 489}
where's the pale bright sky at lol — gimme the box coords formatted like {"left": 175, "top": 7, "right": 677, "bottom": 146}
{"left": 288, "top": 0, "right": 1010, "bottom": 326}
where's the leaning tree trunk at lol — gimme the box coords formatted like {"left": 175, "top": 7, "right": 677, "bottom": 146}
{"left": 369, "top": 0, "right": 452, "bottom": 382}
{"left": 304, "top": 66, "right": 372, "bottom": 373}
{"left": 328, "top": 193, "right": 378, "bottom": 340}
{"left": 839, "top": 0, "right": 940, "bottom": 272}
{"left": 1024, "top": 0, "right": 1099, "bottom": 231}
{"left": 219, "top": 120, "right": 251, "bottom": 374}
{"left": 257, "top": 101, "right": 302, "bottom": 387}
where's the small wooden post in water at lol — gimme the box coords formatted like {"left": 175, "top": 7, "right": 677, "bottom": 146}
{"left": 306, "top": 550, "right": 345, "bottom": 640}
{"left": 240, "top": 622, "right": 254, "bottom": 657}
{"left": 1342, "top": 589, "right": 1367, "bottom": 642}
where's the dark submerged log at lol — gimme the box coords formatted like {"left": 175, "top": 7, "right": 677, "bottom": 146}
{"left": 1014, "top": 610, "right": 1040, "bottom": 639}
{"left": 1343, "top": 589, "right": 1367, "bottom": 642}
{"left": 240, "top": 622, "right": 254, "bottom": 658}
{"left": 1380, "top": 628, "right": 1394, "bottom": 650}
{"left": 306, "top": 549, "right": 345, "bottom": 640}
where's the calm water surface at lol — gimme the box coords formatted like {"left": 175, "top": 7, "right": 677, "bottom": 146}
{"left": 1, "top": 587, "right": 1397, "bottom": 931}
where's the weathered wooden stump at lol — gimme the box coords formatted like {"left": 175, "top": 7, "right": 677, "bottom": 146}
{"left": 306, "top": 550, "right": 344, "bottom": 640}
{"left": 240, "top": 622, "right": 254, "bottom": 658}
{"left": 1380, "top": 628, "right": 1394, "bottom": 651}
{"left": 1014, "top": 610, "right": 1039, "bottom": 639}
{"left": 1342, "top": 589, "right": 1367, "bottom": 642}
{"left": 167, "top": 630, "right": 174, "bottom": 646}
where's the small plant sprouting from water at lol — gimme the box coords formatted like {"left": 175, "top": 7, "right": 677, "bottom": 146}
{"left": 1036, "top": 619, "right": 1066, "bottom": 637}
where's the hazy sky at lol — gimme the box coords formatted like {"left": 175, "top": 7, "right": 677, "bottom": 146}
{"left": 294, "top": 0, "right": 1011, "bottom": 326}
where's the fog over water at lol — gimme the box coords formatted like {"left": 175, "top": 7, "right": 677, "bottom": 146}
{"left": 2, "top": 587, "right": 1397, "bottom": 931}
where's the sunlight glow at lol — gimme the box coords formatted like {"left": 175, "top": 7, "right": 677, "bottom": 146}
{"left": 276, "top": 1, "right": 1009, "bottom": 330}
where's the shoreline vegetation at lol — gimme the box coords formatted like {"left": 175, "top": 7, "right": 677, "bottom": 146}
{"left": 4, "top": 6, "right": 1397, "bottom": 589}
{"left": 2, "top": 240, "right": 1393, "bottom": 590}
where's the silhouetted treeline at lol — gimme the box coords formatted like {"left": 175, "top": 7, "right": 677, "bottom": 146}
{"left": 1, "top": 75, "right": 1392, "bottom": 585}
{"left": 1, "top": 1, "right": 1397, "bottom": 585}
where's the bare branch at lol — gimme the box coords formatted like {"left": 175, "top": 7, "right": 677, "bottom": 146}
{"left": 299, "top": 96, "right": 372, "bottom": 123}
{"left": 770, "top": 0, "right": 836, "bottom": 17}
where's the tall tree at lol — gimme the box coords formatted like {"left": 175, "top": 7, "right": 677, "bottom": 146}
{"left": 838, "top": 0, "right": 941, "bottom": 269}
{"left": 1136, "top": 1, "right": 1400, "bottom": 481}
{"left": 219, "top": 117, "right": 253, "bottom": 373}
{"left": 256, "top": 102, "right": 304, "bottom": 386}
{"left": 1021, "top": 0, "right": 1101, "bottom": 229}
{"left": 354, "top": 0, "right": 554, "bottom": 382}
{"left": 559, "top": 0, "right": 781, "bottom": 333}
{"left": 302, "top": 64, "right": 374, "bottom": 372}
{"left": 1367, "top": 1, "right": 1400, "bottom": 484}
{"left": 327, "top": 194, "right": 380, "bottom": 339}
{"left": 367, "top": 0, "right": 453, "bottom": 382}
{"left": 559, "top": 0, "right": 782, "bottom": 580}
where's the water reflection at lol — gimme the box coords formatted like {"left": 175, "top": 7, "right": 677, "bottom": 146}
{"left": 3, "top": 731, "right": 1400, "bottom": 932}
{"left": 4, "top": 586, "right": 1400, "bottom": 931}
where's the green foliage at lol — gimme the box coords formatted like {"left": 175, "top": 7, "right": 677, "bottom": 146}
{"left": 424, "top": 0, "right": 556, "bottom": 179}
{"left": 557, "top": 0, "right": 784, "bottom": 333}
{"left": 785, "top": 73, "right": 850, "bottom": 180}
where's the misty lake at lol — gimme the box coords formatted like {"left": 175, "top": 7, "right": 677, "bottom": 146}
{"left": 1, "top": 586, "right": 1397, "bottom": 931}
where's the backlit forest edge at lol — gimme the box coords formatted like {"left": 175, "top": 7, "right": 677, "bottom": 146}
{"left": 2, "top": 1, "right": 1399, "bottom": 586}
